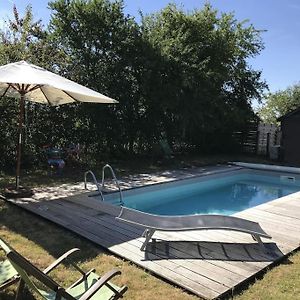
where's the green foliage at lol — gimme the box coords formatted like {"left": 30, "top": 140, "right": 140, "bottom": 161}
{"left": 0, "top": 4, "right": 63, "bottom": 66}
{"left": 0, "top": 97, "right": 18, "bottom": 168}
{"left": 0, "top": 1, "right": 267, "bottom": 169}
{"left": 0, "top": 4, "right": 77, "bottom": 168}
{"left": 48, "top": 0, "right": 146, "bottom": 154}
{"left": 141, "top": 4, "right": 266, "bottom": 151}
{"left": 0, "top": 5, "right": 49, "bottom": 168}
{"left": 258, "top": 84, "right": 300, "bottom": 123}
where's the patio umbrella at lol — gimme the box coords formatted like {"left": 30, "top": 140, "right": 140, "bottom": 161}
{"left": 0, "top": 60, "right": 118, "bottom": 189}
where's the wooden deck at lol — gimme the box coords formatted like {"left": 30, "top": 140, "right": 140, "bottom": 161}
{"left": 5, "top": 169, "right": 300, "bottom": 300}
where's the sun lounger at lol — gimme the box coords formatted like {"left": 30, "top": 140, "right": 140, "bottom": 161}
{"left": 5, "top": 242, "right": 127, "bottom": 300}
{"left": 117, "top": 207, "right": 272, "bottom": 250}
{"left": 85, "top": 200, "right": 272, "bottom": 251}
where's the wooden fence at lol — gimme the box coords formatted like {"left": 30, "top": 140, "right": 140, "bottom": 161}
{"left": 233, "top": 123, "right": 280, "bottom": 157}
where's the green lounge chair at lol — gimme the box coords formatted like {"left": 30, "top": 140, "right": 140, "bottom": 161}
{"left": 0, "top": 238, "right": 19, "bottom": 292}
{"left": 5, "top": 244, "right": 127, "bottom": 300}
{"left": 158, "top": 139, "right": 174, "bottom": 159}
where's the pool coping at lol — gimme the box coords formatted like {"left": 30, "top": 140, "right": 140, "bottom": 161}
{"left": 95, "top": 164, "right": 244, "bottom": 198}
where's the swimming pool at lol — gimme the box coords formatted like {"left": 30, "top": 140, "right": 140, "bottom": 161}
{"left": 105, "top": 168, "right": 300, "bottom": 216}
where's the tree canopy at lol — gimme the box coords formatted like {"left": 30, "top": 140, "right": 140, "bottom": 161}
{"left": 258, "top": 84, "right": 300, "bottom": 123}
{"left": 141, "top": 4, "right": 266, "bottom": 150}
{"left": 0, "top": 1, "right": 267, "bottom": 169}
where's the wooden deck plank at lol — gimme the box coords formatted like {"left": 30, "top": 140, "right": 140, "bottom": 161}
{"left": 9, "top": 199, "right": 223, "bottom": 298}
{"left": 253, "top": 203, "right": 300, "bottom": 220}
{"left": 68, "top": 222, "right": 224, "bottom": 298}
{"left": 238, "top": 211, "right": 300, "bottom": 237}
{"left": 190, "top": 225, "right": 294, "bottom": 255}
{"left": 97, "top": 217, "right": 266, "bottom": 286}
{"left": 21, "top": 199, "right": 218, "bottom": 293}
{"left": 101, "top": 216, "right": 259, "bottom": 277}
{"left": 242, "top": 207, "right": 300, "bottom": 227}
{"left": 96, "top": 213, "right": 271, "bottom": 274}
{"left": 77, "top": 218, "right": 230, "bottom": 294}
{"left": 236, "top": 214, "right": 300, "bottom": 247}
{"left": 5, "top": 170, "right": 300, "bottom": 300}
{"left": 89, "top": 212, "right": 264, "bottom": 285}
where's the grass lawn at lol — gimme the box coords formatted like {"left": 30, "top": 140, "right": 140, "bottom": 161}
{"left": 1, "top": 154, "right": 300, "bottom": 299}
{"left": 0, "top": 200, "right": 198, "bottom": 300}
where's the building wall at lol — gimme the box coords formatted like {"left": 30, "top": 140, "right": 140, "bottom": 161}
{"left": 257, "top": 123, "right": 280, "bottom": 155}
{"left": 281, "top": 113, "right": 300, "bottom": 166}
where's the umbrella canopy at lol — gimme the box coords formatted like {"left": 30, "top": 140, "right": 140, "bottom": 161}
{"left": 0, "top": 60, "right": 117, "bottom": 105}
{"left": 0, "top": 60, "right": 117, "bottom": 189}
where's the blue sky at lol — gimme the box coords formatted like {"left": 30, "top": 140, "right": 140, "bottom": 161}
{"left": 1, "top": 0, "right": 300, "bottom": 93}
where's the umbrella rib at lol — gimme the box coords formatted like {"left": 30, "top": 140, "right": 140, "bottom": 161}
{"left": 62, "top": 90, "right": 80, "bottom": 103}
{"left": 10, "top": 84, "right": 19, "bottom": 92}
{"left": 40, "top": 86, "right": 52, "bottom": 106}
{"left": 27, "top": 84, "right": 42, "bottom": 93}
{"left": 0, "top": 84, "right": 11, "bottom": 99}
{"left": 16, "top": 83, "right": 21, "bottom": 90}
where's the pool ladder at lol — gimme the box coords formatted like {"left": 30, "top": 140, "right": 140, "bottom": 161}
{"left": 84, "top": 164, "right": 124, "bottom": 206}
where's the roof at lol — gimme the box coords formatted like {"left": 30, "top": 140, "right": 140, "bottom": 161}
{"left": 277, "top": 106, "right": 300, "bottom": 121}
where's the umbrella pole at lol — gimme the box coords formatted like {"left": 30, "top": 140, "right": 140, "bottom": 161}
{"left": 16, "top": 93, "right": 25, "bottom": 189}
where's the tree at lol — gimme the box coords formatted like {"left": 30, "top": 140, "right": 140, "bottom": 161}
{"left": 141, "top": 4, "right": 266, "bottom": 151}
{"left": 0, "top": 4, "right": 75, "bottom": 169}
{"left": 0, "top": 1, "right": 268, "bottom": 170}
{"left": 49, "top": 0, "right": 147, "bottom": 155}
{"left": 0, "top": 4, "right": 50, "bottom": 168}
{"left": 0, "top": 4, "right": 65, "bottom": 67}
{"left": 258, "top": 84, "right": 300, "bottom": 123}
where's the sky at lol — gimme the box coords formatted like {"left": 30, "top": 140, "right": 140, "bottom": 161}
{"left": 1, "top": 0, "right": 300, "bottom": 94}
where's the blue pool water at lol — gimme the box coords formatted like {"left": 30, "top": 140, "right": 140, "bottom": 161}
{"left": 117, "top": 172, "right": 300, "bottom": 216}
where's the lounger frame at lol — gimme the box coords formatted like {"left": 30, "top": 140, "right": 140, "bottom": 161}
{"left": 87, "top": 200, "right": 272, "bottom": 251}
{"left": 116, "top": 207, "right": 272, "bottom": 251}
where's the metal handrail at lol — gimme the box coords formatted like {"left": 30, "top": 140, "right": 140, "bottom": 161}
{"left": 102, "top": 164, "right": 124, "bottom": 206}
{"left": 84, "top": 170, "right": 104, "bottom": 201}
